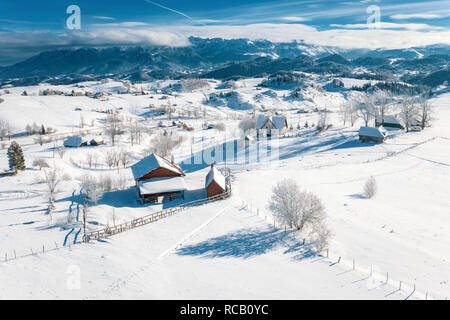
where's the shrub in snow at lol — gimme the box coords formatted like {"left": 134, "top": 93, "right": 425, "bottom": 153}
{"left": 33, "top": 158, "right": 50, "bottom": 170}
{"left": 215, "top": 122, "right": 226, "bottom": 132}
{"left": 238, "top": 118, "right": 256, "bottom": 132}
{"left": 363, "top": 175, "right": 377, "bottom": 199}
{"left": 7, "top": 141, "right": 26, "bottom": 172}
{"left": 268, "top": 178, "right": 331, "bottom": 252}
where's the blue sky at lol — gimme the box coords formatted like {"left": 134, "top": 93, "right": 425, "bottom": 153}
{"left": 0, "top": 0, "right": 449, "bottom": 65}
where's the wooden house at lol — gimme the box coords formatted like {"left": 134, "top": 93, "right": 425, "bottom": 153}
{"left": 359, "top": 126, "right": 387, "bottom": 143}
{"left": 256, "top": 114, "right": 288, "bottom": 137}
{"left": 375, "top": 115, "right": 404, "bottom": 129}
{"left": 131, "top": 153, "right": 186, "bottom": 203}
{"left": 63, "top": 136, "right": 85, "bottom": 148}
{"left": 205, "top": 163, "right": 227, "bottom": 198}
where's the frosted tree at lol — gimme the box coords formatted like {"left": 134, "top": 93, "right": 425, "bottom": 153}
{"left": 417, "top": 98, "right": 433, "bottom": 130}
{"left": 268, "top": 179, "right": 331, "bottom": 252}
{"left": 43, "top": 165, "right": 65, "bottom": 212}
{"left": 103, "top": 114, "right": 122, "bottom": 146}
{"left": 399, "top": 97, "right": 419, "bottom": 132}
{"left": 357, "top": 93, "right": 376, "bottom": 126}
{"left": 33, "top": 158, "right": 50, "bottom": 170}
{"left": 363, "top": 175, "right": 377, "bottom": 199}
{"left": 7, "top": 141, "right": 26, "bottom": 172}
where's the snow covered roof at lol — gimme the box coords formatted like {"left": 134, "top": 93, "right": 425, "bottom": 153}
{"left": 272, "top": 116, "right": 287, "bottom": 130}
{"left": 63, "top": 136, "right": 83, "bottom": 147}
{"left": 131, "top": 153, "right": 184, "bottom": 181}
{"left": 256, "top": 115, "right": 269, "bottom": 129}
{"left": 255, "top": 114, "right": 287, "bottom": 130}
{"left": 139, "top": 176, "right": 187, "bottom": 195}
{"left": 375, "top": 115, "right": 401, "bottom": 125}
{"left": 359, "top": 126, "right": 386, "bottom": 138}
{"left": 205, "top": 165, "right": 226, "bottom": 191}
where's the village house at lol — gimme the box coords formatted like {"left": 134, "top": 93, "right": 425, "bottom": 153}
{"left": 359, "top": 126, "right": 387, "bottom": 143}
{"left": 205, "top": 163, "right": 228, "bottom": 198}
{"left": 375, "top": 115, "right": 404, "bottom": 129}
{"left": 131, "top": 153, "right": 187, "bottom": 203}
{"left": 255, "top": 114, "right": 288, "bottom": 137}
{"left": 63, "top": 136, "right": 87, "bottom": 148}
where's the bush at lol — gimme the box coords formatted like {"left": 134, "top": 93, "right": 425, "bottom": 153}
{"left": 33, "top": 158, "right": 50, "bottom": 170}
{"left": 363, "top": 175, "right": 377, "bottom": 199}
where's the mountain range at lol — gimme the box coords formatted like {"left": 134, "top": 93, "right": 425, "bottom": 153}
{"left": 0, "top": 37, "right": 449, "bottom": 88}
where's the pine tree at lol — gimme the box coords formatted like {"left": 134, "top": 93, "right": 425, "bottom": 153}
{"left": 7, "top": 141, "right": 26, "bottom": 172}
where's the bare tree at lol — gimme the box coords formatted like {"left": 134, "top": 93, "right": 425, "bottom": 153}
{"left": 399, "top": 96, "right": 419, "bottom": 132}
{"left": 55, "top": 146, "right": 67, "bottom": 159}
{"left": 43, "top": 165, "right": 65, "bottom": 212}
{"left": 33, "top": 158, "right": 50, "bottom": 170}
{"left": 417, "top": 98, "right": 433, "bottom": 130}
{"left": 119, "top": 149, "right": 129, "bottom": 168}
{"left": 86, "top": 152, "right": 94, "bottom": 168}
{"left": 357, "top": 94, "right": 376, "bottom": 126}
{"left": 363, "top": 175, "right": 377, "bottom": 199}
{"left": 103, "top": 149, "right": 116, "bottom": 169}
{"left": 81, "top": 174, "right": 103, "bottom": 205}
{"left": 146, "top": 130, "right": 185, "bottom": 157}
{"left": 103, "top": 114, "right": 122, "bottom": 146}
{"left": 317, "top": 109, "right": 329, "bottom": 131}
{"left": 373, "top": 90, "right": 392, "bottom": 126}
{"left": 0, "top": 118, "right": 11, "bottom": 140}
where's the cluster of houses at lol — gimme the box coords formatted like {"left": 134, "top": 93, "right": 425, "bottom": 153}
{"left": 63, "top": 135, "right": 104, "bottom": 148}
{"left": 358, "top": 114, "right": 420, "bottom": 143}
{"left": 131, "top": 153, "right": 228, "bottom": 203}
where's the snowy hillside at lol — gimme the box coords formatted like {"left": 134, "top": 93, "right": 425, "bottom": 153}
{"left": 0, "top": 76, "right": 449, "bottom": 300}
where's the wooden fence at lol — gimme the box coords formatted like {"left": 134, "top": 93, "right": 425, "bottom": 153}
{"left": 84, "top": 188, "right": 231, "bottom": 242}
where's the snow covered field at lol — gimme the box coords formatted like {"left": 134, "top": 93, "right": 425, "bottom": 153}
{"left": 0, "top": 79, "right": 449, "bottom": 299}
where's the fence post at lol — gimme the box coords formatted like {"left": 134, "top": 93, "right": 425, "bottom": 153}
{"left": 352, "top": 259, "right": 355, "bottom": 270}
{"left": 14, "top": 250, "right": 16, "bottom": 259}
{"left": 42, "top": 245, "right": 45, "bottom": 253}
{"left": 4, "top": 253, "right": 6, "bottom": 262}
{"left": 386, "top": 272, "right": 389, "bottom": 284}
{"left": 337, "top": 256, "right": 341, "bottom": 264}
{"left": 399, "top": 281, "right": 402, "bottom": 290}
{"left": 326, "top": 249, "right": 329, "bottom": 258}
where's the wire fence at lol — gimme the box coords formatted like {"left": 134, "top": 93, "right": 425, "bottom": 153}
{"left": 240, "top": 199, "right": 448, "bottom": 301}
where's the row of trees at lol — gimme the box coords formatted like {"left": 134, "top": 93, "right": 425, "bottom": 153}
{"left": 339, "top": 90, "right": 433, "bottom": 131}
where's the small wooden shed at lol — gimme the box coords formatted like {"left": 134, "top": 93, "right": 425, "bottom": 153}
{"left": 205, "top": 163, "right": 227, "bottom": 198}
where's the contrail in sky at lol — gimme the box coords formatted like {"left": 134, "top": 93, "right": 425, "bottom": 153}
{"left": 144, "top": 0, "right": 206, "bottom": 25}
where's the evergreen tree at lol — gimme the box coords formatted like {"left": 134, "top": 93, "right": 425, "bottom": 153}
{"left": 7, "top": 141, "right": 26, "bottom": 172}
{"left": 41, "top": 125, "right": 46, "bottom": 135}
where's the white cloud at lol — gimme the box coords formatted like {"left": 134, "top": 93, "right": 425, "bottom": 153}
{"left": 280, "top": 16, "right": 308, "bottom": 22}
{"left": 390, "top": 13, "right": 445, "bottom": 20}
{"left": 91, "top": 22, "right": 150, "bottom": 28}
{"left": 330, "top": 22, "right": 445, "bottom": 31}
{"left": 160, "top": 23, "right": 450, "bottom": 50}
{"left": 92, "top": 16, "right": 116, "bottom": 21}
